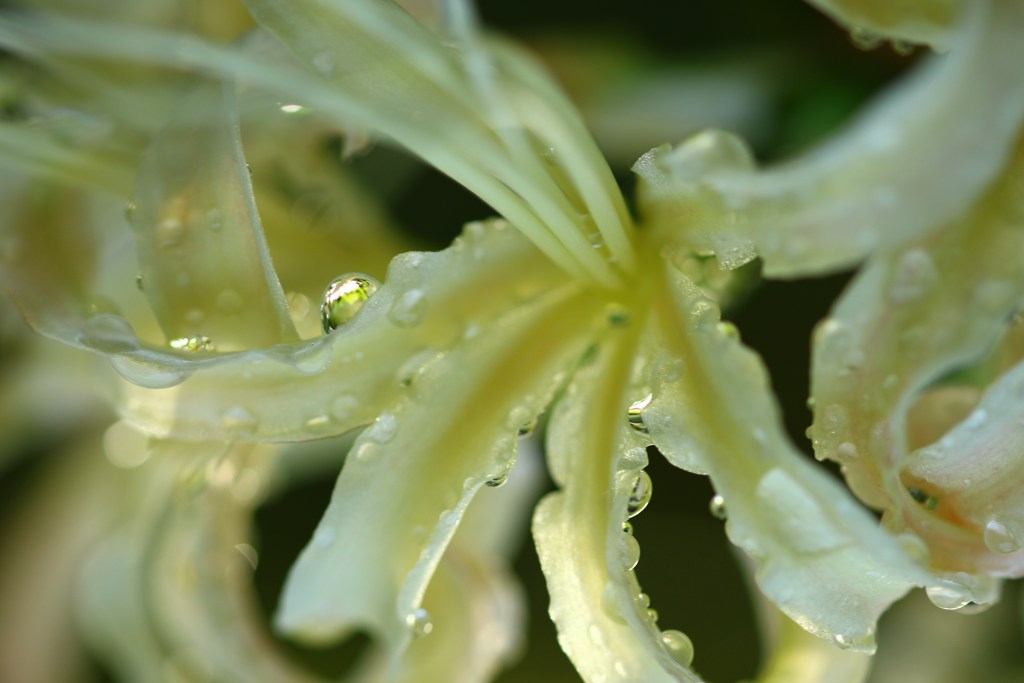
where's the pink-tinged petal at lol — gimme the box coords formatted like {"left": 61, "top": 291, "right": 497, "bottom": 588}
{"left": 810, "top": 136, "right": 1024, "bottom": 576}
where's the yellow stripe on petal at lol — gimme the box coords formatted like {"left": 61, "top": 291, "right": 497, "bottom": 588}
{"left": 534, "top": 328, "right": 704, "bottom": 683}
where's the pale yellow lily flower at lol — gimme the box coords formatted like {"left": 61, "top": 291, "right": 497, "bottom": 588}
{"left": 0, "top": 0, "right": 1023, "bottom": 682}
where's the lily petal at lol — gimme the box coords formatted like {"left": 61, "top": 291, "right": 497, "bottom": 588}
{"left": 350, "top": 442, "right": 542, "bottom": 683}
{"left": 130, "top": 80, "right": 297, "bottom": 349}
{"left": 534, "top": 326, "right": 703, "bottom": 682}
{"left": 276, "top": 254, "right": 598, "bottom": 662}
{"left": 810, "top": 134, "right": 1024, "bottom": 576}
{"left": 805, "top": 0, "right": 963, "bottom": 49}
{"left": 633, "top": 0, "right": 1024, "bottom": 277}
{"left": 79, "top": 438, "right": 322, "bottom": 683}
{"left": 645, "top": 266, "right": 931, "bottom": 653}
{"left": 0, "top": 4, "right": 631, "bottom": 285}
{"left": 901, "top": 358, "right": 1024, "bottom": 575}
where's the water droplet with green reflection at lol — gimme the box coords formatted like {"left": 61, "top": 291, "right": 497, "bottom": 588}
{"left": 321, "top": 274, "right": 379, "bottom": 332}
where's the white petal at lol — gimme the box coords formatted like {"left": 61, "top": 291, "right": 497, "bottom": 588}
{"left": 645, "top": 266, "right": 931, "bottom": 653}
{"left": 534, "top": 332, "right": 703, "bottom": 682}
{"left": 634, "top": 0, "right": 1024, "bottom": 276}
{"left": 130, "top": 81, "right": 296, "bottom": 349}
{"left": 276, "top": 272, "right": 598, "bottom": 661}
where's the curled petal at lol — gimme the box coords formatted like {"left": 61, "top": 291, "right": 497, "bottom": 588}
{"left": 79, "top": 440, "right": 322, "bottom": 683}
{"left": 645, "top": 266, "right": 931, "bottom": 653}
{"left": 276, "top": 276, "right": 598, "bottom": 660}
{"left": 352, "top": 449, "right": 538, "bottom": 683}
{"left": 633, "top": 0, "right": 1024, "bottom": 276}
{"left": 130, "top": 80, "right": 297, "bottom": 350}
{"left": 810, "top": 135, "right": 1024, "bottom": 574}
{"left": 755, "top": 605, "right": 871, "bottom": 683}
{"left": 903, "top": 359, "right": 1024, "bottom": 576}
{"left": 805, "top": 0, "right": 964, "bottom": 49}
{"left": 8, "top": 219, "right": 570, "bottom": 443}
{"left": 534, "top": 330, "right": 703, "bottom": 682}
{"left": 0, "top": 4, "right": 632, "bottom": 285}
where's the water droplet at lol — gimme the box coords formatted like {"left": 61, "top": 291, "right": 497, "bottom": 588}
{"left": 890, "top": 249, "right": 937, "bottom": 303}
{"left": 304, "top": 414, "right": 331, "bottom": 432}
{"left": 517, "top": 417, "right": 538, "bottom": 438}
{"left": 169, "top": 336, "right": 214, "bottom": 352}
{"left": 313, "top": 526, "right": 335, "bottom": 547}
{"left": 155, "top": 218, "right": 185, "bottom": 248}
{"left": 368, "top": 413, "right": 398, "bottom": 443}
{"left": 716, "top": 321, "right": 740, "bottom": 341}
{"left": 290, "top": 339, "right": 333, "bottom": 374}
{"left": 601, "top": 583, "right": 626, "bottom": 624}
{"left": 389, "top": 289, "right": 428, "bottom": 328}
{"left": 330, "top": 394, "right": 359, "bottom": 421}
{"left": 312, "top": 52, "right": 336, "bottom": 76}
{"left": 660, "top": 630, "right": 694, "bottom": 667}
{"left": 80, "top": 314, "right": 139, "bottom": 352}
{"left": 621, "top": 521, "right": 633, "bottom": 535}
{"left": 892, "top": 39, "right": 914, "bottom": 56}
{"left": 485, "top": 470, "right": 509, "bottom": 487}
{"left": 689, "top": 300, "right": 717, "bottom": 329}
{"left": 507, "top": 405, "right": 532, "bottom": 433}
{"left": 135, "top": 274, "right": 144, "bottom": 291}
{"left": 620, "top": 533, "right": 641, "bottom": 571}
{"left": 850, "top": 27, "right": 884, "bottom": 50}
{"left": 234, "top": 543, "right": 259, "bottom": 570}
{"left": 109, "top": 356, "right": 190, "bottom": 389}
{"left": 606, "top": 303, "right": 630, "bottom": 327}
{"left": 279, "top": 103, "right": 308, "bottom": 115}
{"left": 836, "top": 442, "right": 859, "bottom": 460}
{"left": 396, "top": 349, "right": 439, "bottom": 388}
{"left": 587, "top": 623, "right": 605, "bottom": 647}
{"left": 926, "top": 582, "right": 972, "bottom": 611}
{"left": 627, "top": 471, "right": 653, "bottom": 518}
{"left": 406, "top": 608, "right": 433, "bottom": 637}
{"left": 216, "top": 289, "right": 244, "bottom": 314}
{"left": 709, "top": 494, "right": 727, "bottom": 520}
{"left": 627, "top": 394, "right": 653, "bottom": 433}
{"left": 321, "top": 274, "right": 379, "bottom": 332}
{"left": 123, "top": 200, "right": 136, "bottom": 222}
{"left": 907, "top": 487, "right": 938, "bottom": 510}
{"left": 647, "top": 608, "right": 659, "bottom": 622}
{"left": 205, "top": 208, "right": 223, "bottom": 231}
{"left": 221, "top": 406, "right": 258, "bottom": 437}
{"left": 983, "top": 519, "right": 1021, "bottom": 554}
{"left": 963, "top": 409, "right": 987, "bottom": 431}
